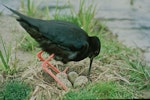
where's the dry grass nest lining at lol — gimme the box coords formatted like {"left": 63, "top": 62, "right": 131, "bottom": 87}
{"left": 0, "top": 48, "right": 132, "bottom": 99}
{"left": 0, "top": 50, "right": 132, "bottom": 99}
{"left": 15, "top": 57, "right": 131, "bottom": 99}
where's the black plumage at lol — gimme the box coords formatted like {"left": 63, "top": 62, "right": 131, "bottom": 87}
{"left": 5, "top": 6, "right": 101, "bottom": 77}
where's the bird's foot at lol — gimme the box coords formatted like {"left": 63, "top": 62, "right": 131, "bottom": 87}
{"left": 37, "top": 50, "right": 45, "bottom": 61}
{"left": 36, "top": 50, "right": 69, "bottom": 90}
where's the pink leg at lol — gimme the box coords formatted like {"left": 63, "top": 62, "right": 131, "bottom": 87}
{"left": 37, "top": 51, "right": 60, "bottom": 73}
{"left": 37, "top": 50, "right": 69, "bottom": 74}
{"left": 36, "top": 50, "right": 69, "bottom": 90}
{"left": 42, "top": 54, "right": 68, "bottom": 90}
{"left": 37, "top": 50, "right": 45, "bottom": 61}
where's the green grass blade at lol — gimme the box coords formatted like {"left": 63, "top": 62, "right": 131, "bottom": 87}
{"left": 0, "top": 34, "right": 11, "bottom": 71}
{"left": 0, "top": 50, "right": 8, "bottom": 70}
{"left": 0, "top": 35, "right": 8, "bottom": 62}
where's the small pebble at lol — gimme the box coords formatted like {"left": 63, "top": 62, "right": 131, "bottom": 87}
{"left": 57, "top": 78, "right": 72, "bottom": 89}
{"left": 68, "top": 71, "right": 78, "bottom": 84}
{"left": 74, "top": 76, "right": 88, "bottom": 88}
{"left": 56, "top": 72, "right": 72, "bottom": 89}
{"left": 56, "top": 72, "right": 67, "bottom": 80}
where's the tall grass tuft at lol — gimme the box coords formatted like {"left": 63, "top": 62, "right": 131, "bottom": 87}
{"left": 20, "top": 0, "right": 41, "bottom": 17}
{"left": 18, "top": 32, "right": 38, "bottom": 51}
{"left": 0, "top": 34, "right": 11, "bottom": 71}
{"left": 77, "top": 0, "right": 96, "bottom": 33}
{"left": 53, "top": 0, "right": 96, "bottom": 33}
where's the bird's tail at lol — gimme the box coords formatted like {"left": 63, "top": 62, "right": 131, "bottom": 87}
{"left": 4, "top": 5, "right": 44, "bottom": 42}
{"left": 3, "top": 5, "right": 28, "bottom": 20}
{"left": 3, "top": 5, "right": 40, "bottom": 26}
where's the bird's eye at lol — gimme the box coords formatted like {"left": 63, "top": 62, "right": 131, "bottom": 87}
{"left": 95, "top": 51, "right": 99, "bottom": 54}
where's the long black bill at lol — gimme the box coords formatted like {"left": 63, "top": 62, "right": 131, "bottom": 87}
{"left": 87, "top": 57, "right": 94, "bottom": 79}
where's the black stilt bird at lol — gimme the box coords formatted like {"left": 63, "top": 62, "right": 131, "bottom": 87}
{"left": 5, "top": 6, "right": 101, "bottom": 78}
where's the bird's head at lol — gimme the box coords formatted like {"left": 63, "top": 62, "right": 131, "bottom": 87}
{"left": 89, "top": 36, "right": 101, "bottom": 59}
{"left": 87, "top": 36, "right": 101, "bottom": 78}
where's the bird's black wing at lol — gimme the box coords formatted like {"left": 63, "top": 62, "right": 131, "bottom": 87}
{"left": 39, "top": 20, "right": 89, "bottom": 51}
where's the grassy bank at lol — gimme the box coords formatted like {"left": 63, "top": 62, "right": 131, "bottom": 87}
{"left": 0, "top": 0, "right": 150, "bottom": 99}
